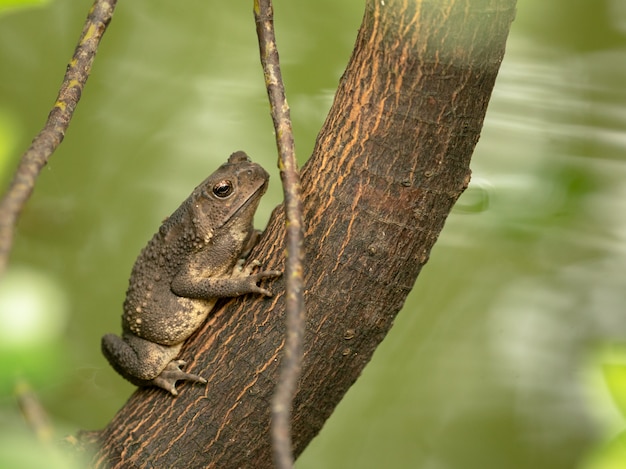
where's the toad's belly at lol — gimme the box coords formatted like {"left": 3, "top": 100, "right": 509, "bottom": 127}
{"left": 123, "top": 295, "right": 217, "bottom": 345}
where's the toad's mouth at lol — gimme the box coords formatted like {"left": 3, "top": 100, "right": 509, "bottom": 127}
{"left": 217, "top": 178, "right": 268, "bottom": 229}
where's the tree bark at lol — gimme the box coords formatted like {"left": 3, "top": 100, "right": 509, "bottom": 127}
{"left": 91, "top": 0, "right": 516, "bottom": 467}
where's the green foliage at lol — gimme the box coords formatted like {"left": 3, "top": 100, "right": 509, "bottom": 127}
{"left": 581, "top": 346, "right": 626, "bottom": 469}
{"left": 604, "top": 362, "right": 626, "bottom": 419}
{"left": 0, "top": 110, "right": 19, "bottom": 184}
{"left": 584, "top": 432, "right": 626, "bottom": 469}
{"left": 0, "top": 0, "right": 49, "bottom": 16}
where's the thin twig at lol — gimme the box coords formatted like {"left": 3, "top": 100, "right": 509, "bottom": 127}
{"left": 15, "top": 379, "right": 53, "bottom": 443}
{"left": 254, "top": 1, "right": 305, "bottom": 468}
{"left": 0, "top": 0, "right": 118, "bottom": 276}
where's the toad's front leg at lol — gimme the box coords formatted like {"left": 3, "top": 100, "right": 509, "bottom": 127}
{"left": 171, "top": 263, "right": 282, "bottom": 299}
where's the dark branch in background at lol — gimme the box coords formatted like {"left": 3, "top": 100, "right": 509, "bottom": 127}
{"left": 254, "top": 1, "right": 305, "bottom": 468}
{"left": 0, "top": 0, "right": 117, "bottom": 276}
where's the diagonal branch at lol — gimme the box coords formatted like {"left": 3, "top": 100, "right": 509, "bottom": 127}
{"left": 92, "top": 1, "right": 516, "bottom": 467}
{"left": 254, "top": 1, "right": 305, "bottom": 468}
{"left": 0, "top": 0, "right": 118, "bottom": 276}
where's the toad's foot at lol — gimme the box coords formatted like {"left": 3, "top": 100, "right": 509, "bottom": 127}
{"left": 151, "top": 360, "right": 207, "bottom": 396}
{"left": 233, "top": 258, "right": 262, "bottom": 277}
{"left": 232, "top": 259, "right": 282, "bottom": 297}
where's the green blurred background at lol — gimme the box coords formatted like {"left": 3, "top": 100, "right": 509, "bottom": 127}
{"left": 1, "top": 0, "right": 625, "bottom": 468}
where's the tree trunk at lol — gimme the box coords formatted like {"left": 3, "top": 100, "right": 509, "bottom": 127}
{"left": 91, "top": 0, "right": 516, "bottom": 467}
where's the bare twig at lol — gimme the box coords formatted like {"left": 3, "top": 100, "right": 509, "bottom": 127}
{"left": 15, "top": 379, "right": 53, "bottom": 443}
{"left": 0, "top": 0, "right": 118, "bottom": 275}
{"left": 254, "top": 1, "right": 305, "bottom": 468}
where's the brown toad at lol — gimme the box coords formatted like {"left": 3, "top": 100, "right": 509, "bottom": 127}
{"left": 102, "top": 151, "right": 280, "bottom": 395}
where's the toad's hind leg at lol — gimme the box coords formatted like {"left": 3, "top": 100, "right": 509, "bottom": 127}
{"left": 152, "top": 359, "right": 207, "bottom": 396}
{"left": 101, "top": 333, "right": 206, "bottom": 396}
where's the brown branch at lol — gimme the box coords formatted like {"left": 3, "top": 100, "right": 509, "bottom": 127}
{"left": 254, "top": 1, "right": 305, "bottom": 468}
{"left": 92, "top": 1, "right": 516, "bottom": 466}
{"left": 0, "top": 0, "right": 117, "bottom": 276}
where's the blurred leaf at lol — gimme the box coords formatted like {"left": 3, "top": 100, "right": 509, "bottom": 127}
{"left": 0, "top": 0, "right": 49, "bottom": 16}
{"left": 0, "top": 110, "right": 20, "bottom": 183}
{"left": 582, "top": 431, "right": 626, "bottom": 469}
{"left": 454, "top": 179, "right": 491, "bottom": 214}
{"left": 603, "top": 361, "right": 626, "bottom": 419}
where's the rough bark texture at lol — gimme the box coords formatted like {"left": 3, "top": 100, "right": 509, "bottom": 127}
{"left": 92, "top": 0, "right": 516, "bottom": 467}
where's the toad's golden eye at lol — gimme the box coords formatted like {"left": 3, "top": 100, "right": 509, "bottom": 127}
{"left": 213, "top": 180, "right": 234, "bottom": 198}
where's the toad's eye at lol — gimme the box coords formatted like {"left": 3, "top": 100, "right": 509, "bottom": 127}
{"left": 213, "top": 180, "right": 234, "bottom": 198}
